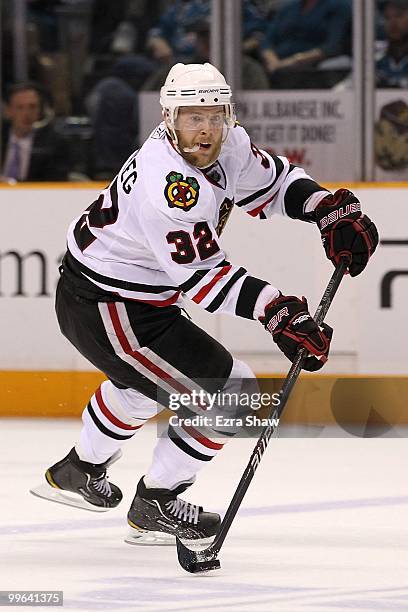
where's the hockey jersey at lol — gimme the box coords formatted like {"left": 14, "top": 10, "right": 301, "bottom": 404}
{"left": 66, "top": 123, "right": 327, "bottom": 319}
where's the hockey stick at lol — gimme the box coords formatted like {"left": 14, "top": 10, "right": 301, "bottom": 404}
{"left": 176, "top": 259, "right": 347, "bottom": 573}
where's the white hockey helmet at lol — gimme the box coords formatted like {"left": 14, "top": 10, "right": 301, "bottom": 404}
{"left": 160, "top": 62, "right": 235, "bottom": 149}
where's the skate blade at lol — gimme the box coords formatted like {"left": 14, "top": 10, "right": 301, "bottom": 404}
{"left": 30, "top": 483, "right": 111, "bottom": 513}
{"left": 124, "top": 524, "right": 214, "bottom": 547}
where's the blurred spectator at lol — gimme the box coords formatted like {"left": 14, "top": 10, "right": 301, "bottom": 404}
{"left": 240, "top": 1, "right": 269, "bottom": 58}
{"left": 261, "top": 0, "right": 352, "bottom": 88}
{"left": 90, "top": 0, "right": 127, "bottom": 53}
{"left": 27, "top": 0, "right": 61, "bottom": 52}
{"left": 195, "top": 19, "right": 269, "bottom": 89}
{"left": 146, "top": 0, "right": 266, "bottom": 63}
{"left": 143, "top": 18, "right": 269, "bottom": 90}
{"left": 1, "top": 83, "right": 69, "bottom": 182}
{"left": 252, "top": 0, "right": 293, "bottom": 15}
{"left": 376, "top": 0, "right": 408, "bottom": 88}
{"left": 146, "top": 0, "right": 210, "bottom": 62}
{"left": 86, "top": 55, "right": 155, "bottom": 179}
{"left": 90, "top": 0, "right": 167, "bottom": 55}
{"left": 143, "top": 19, "right": 269, "bottom": 91}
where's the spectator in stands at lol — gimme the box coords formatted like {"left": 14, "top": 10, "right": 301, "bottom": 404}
{"left": 146, "top": 0, "right": 211, "bottom": 63}
{"left": 376, "top": 0, "right": 408, "bottom": 88}
{"left": 195, "top": 19, "right": 269, "bottom": 89}
{"left": 1, "top": 82, "right": 69, "bottom": 182}
{"left": 261, "top": 0, "right": 352, "bottom": 88}
{"left": 27, "top": 0, "right": 60, "bottom": 52}
{"left": 146, "top": 0, "right": 266, "bottom": 63}
{"left": 86, "top": 55, "right": 155, "bottom": 179}
{"left": 143, "top": 17, "right": 269, "bottom": 90}
{"left": 90, "top": 0, "right": 166, "bottom": 55}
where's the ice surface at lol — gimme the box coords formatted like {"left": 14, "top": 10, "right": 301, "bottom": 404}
{"left": 1, "top": 419, "right": 407, "bottom": 611}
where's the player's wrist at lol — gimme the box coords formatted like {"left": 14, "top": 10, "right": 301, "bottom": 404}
{"left": 254, "top": 285, "right": 281, "bottom": 321}
{"left": 303, "top": 190, "right": 332, "bottom": 218}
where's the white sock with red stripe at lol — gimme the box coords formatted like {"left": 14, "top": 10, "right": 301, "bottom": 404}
{"left": 144, "top": 358, "right": 257, "bottom": 490}
{"left": 76, "top": 381, "right": 161, "bottom": 464}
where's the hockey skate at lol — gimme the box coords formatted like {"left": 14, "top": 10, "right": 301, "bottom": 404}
{"left": 30, "top": 448, "right": 123, "bottom": 512}
{"left": 125, "top": 477, "right": 220, "bottom": 546}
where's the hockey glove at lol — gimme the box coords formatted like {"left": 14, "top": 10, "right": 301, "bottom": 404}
{"left": 314, "top": 189, "right": 379, "bottom": 277}
{"left": 261, "top": 295, "right": 332, "bottom": 371}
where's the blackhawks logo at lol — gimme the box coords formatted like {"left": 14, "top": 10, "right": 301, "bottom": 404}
{"left": 164, "top": 172, "right": 200, "bottom": 212}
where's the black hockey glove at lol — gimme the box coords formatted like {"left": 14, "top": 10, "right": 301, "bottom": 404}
{"left": 261, "top": 295, "right": 332, "bottom": 372}
{"left": 314, "top": 189, "right": 379, "bottom": 277}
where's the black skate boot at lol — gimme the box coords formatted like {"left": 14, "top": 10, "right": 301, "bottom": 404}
{"left": 125, "top": 476, "right": 220, "bottom": 545}
{"left": 30, "top": 448, "right": 123, "bottom": 512}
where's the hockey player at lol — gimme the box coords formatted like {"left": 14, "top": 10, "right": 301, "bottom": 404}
{"left": 31, "top": 63, "right": 378, "bottom": 544}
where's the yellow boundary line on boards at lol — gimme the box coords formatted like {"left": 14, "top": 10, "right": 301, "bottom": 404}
{"left": 1, "top": 371, "right": 407, "bottom": 424}
{"left": 0, "top": 182, "right": 407, "bottom": 190}
{"left": 0, "top": 371, "right": 106, "bottom": 417}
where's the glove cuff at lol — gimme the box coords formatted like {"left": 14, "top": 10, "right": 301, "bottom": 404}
{"left": 254, "top": 286, "right": 281, "bottom": 321}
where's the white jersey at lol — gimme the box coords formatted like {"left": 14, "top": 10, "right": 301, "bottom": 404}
{"left": 67, "top": 123, "right": 327, "bottom": 319}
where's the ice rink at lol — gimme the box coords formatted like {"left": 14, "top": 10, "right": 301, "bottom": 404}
{"left": 1, "top": 418, "right": 407, "bottom": 612}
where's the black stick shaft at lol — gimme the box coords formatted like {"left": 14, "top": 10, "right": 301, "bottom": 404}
{"left": 211, "top": 260, "right": 347, "bottom": 554}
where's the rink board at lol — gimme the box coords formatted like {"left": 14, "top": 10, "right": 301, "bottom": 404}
{"left": 0, "top": 371, "right": 407, "bottom": 427}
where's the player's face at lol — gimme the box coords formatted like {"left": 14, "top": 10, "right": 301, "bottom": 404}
{"left": 175, "top": 106, "right": 225, "bottom": 168}
{"left": 6, "top": 89, "right": 42, "bottom": 137}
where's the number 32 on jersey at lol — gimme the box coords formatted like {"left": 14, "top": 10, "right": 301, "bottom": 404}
{"left": 167, "top": 222, "right": 220, "bottom": 264}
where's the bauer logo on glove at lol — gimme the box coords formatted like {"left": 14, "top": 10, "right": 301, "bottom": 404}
{"left": 265, "top": 306, "right": 289, "bottom": 333}
{"left": 261, "top": 294, "right": 333, "bottom": 372}
{"left": 318, "top": 201, "right": 361, "bottom": 231}
{"left": 314, "top": 189, "right": 379, "bottom": 277}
